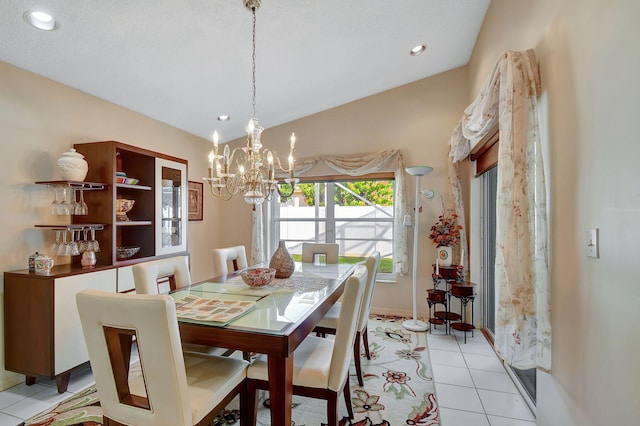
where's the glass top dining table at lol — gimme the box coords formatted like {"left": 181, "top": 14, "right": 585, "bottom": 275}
{"left": 168, "top": 261, "right": 356, "bottom": 426}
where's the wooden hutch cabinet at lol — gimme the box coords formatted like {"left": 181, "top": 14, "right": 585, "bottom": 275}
{"left": 73, "top": 141, "right": 188, "bottom": 265}
{"left": 4, "top": 141, "right": 188, "bottom": 392}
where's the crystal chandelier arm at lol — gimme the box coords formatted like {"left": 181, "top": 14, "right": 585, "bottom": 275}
{"left": 226, "top": 145, "right": 247, "bottom": 170}
{"left": 263, "top": 148, "right": 296, "bottom": 175}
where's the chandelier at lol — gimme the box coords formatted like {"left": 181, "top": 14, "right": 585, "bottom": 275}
{"left": 204, "top": 0, "right": 298, "bottom": 209}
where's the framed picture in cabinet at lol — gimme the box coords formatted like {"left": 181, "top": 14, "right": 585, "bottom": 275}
{"left": 188, "top": 181, "right": 203, "bottom": 221}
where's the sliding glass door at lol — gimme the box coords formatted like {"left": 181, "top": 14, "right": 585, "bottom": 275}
{"left": 481, "top": 165, "right": 536, "bottom": 405}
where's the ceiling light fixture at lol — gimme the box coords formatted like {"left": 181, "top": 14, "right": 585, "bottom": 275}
{"left": 217, "top": 115, "right": 230, "bottom": 121}
{"left": 23, "top": 10, "right": 58, "bottom": 31}
{"left": 410, "top": 44, "right": 426, "bottom": 56}
{"left": 204, "top": 0, "right": 298, "bottom": 209}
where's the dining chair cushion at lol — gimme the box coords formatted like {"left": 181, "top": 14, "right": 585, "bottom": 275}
{"left": 212, "top": 245, "right": 248, "bottom": 277}
{"left": 301, "top": 243, "right": 339, "bottom": 264}
{"left": 247, "top": 336, "right": 334, "bottom": 388}
{"left": 181, "top": 354, "right": 247, "bottom": 423}
{"left": 76, "top": 290, "right": 248, "bottom": 426}
{"left": 124, "top": 353, "right": 247, "bottom": 425}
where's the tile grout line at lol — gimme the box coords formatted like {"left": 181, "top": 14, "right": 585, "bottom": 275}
{"left": 453, "top": 331, "right": 492, "bottom": 425}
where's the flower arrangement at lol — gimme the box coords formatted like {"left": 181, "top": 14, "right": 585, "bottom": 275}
{"left": 429, "top": 209, "right": 462, "bottom": 247}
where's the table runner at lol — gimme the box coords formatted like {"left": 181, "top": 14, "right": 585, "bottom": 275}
{"left": 219, "top": 272, "right": 332, "bottom": 297}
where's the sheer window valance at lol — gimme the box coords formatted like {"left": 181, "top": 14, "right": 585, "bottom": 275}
{"left": 447, "top": 49, "right": 551, "bottom": 371}
{"left": 252, "top": 150, "right": 409, "bottom": 276}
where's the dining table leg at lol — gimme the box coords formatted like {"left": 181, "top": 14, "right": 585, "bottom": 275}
{"left": 267, "top": 353, "right": 294, "bottom": 426}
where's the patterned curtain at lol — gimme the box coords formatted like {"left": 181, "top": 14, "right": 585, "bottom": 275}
{"left": 252, "top": 150, "right": 410, "bottom": 275}
{"left": 448, "top": 49, "right": 551, "bottom": 371}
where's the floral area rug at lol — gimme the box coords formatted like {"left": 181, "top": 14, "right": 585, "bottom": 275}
{"left": 22, "top": 315, "right": 440, "bottom": 426}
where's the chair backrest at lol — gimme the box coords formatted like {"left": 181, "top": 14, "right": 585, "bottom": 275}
{"left": 301, "top": 243, "right": 339, "bottom": 264}
{"left": 357, "top": 251, "right": 381, "bottom": 333}
{"left": 132, "top": 255, "right": 191, "bottom": 294}
{"left": 327, "top": 264, "right": 367, "bottom": 391}
{"left": 212, "top": 245, "right": 248, "bottom": 277}
{"left": 76, "top": 289, "right": 193, "bottom": 425}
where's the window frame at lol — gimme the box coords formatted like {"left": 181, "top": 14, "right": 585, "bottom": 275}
{"left": 270, "top": 173, "right": 396, "bottom": 280}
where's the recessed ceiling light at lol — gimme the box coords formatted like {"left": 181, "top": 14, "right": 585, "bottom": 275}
{"left": 217, "top": 115, "right": 230, "bottom": 121}
{"left": 410, "top": 44, "right": 426, "bottom": 56}
{"left": 23, "top": 10, "right": 58, "bottom": 31}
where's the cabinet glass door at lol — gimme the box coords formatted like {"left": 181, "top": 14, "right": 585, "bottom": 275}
{"left": 155, "top": 158, "right": 188, "bottom": 255}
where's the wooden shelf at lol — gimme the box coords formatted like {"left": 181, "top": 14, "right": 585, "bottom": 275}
{"left": 115, "top": 183, "right": 152, "bottom": 191}
{"left": 35, "top": 224, "right": 106, "bottom": 231}
{"left": 450, "top": 322, "right": 475, "bottom": 332}
{"left": 36, "top": 180, "right": 108, "bottom": 190}
{"left": 116, "top": 221, "right": 152, "bottom": 226}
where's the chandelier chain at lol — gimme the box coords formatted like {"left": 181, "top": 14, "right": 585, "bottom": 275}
{"left": 251, "top": 7, "right": 257, "bottom": 120}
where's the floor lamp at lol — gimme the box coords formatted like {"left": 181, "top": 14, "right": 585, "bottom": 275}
{"left": 403, "top": 166, "right": 434, "bottom": 332}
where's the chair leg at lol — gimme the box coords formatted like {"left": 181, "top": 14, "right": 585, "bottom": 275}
{"left": 327, "top": 392, "right": 339, "bottom": 426}
{"left": 362, "top": 326, "right": 371, "bottom": 360}
{"left": 343, "top": 377, "right": 354, "bottom": 419}
{"left": 353, "top": 332, "right": 364, "bottom": 386}
{"left": 246, "top": 379, "right": 259, "bottom": 426}
{"left": 239, "top": 381, "right": 248, "bottom": 426}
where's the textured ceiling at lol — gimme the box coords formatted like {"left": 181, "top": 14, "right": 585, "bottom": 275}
{"left": 0, "top": 0, "right": 490, "bottom": 143}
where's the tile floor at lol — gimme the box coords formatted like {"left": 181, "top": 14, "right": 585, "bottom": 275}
{"left": 428, "top": 326, "right": 536, "bottom": 426}
{"left": 0, "top": 363, "right": 95, "bottom": 426}
{"left": 0, "top": 328, "right": 535, "bottom": 426}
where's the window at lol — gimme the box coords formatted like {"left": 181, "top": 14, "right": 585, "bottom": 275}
{"left": 270, "top": 177, "right": 395, "bottom": 280}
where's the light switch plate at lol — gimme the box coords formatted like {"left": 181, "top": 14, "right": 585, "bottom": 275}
{"left": 587, "top": 228, "right": 599, "bottom": 258}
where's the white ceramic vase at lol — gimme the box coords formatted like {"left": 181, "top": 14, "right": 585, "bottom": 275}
{"left": 437, "top": 246, "right": 453, "bottom": 267}
{"left": 57, "top": 148, "right": 88, "bottom": 181}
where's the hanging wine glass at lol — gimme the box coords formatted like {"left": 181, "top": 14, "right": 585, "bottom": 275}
{"left": 58, "top": 187, "right": 70, "bottom": 215}
{"left": 57, "top": 231, "right": 68, "bottom": 256}
{"left": 49, "top": 186, "right": 61, "bottom": 215}
{"left": 51, "top": 230, "right": 62, "bottom": 254}
{"left": 88, "top": 228, "right": 100, "bottom": 252}
{"left": 77, "top": 189, "right": 88, "bottom": 215}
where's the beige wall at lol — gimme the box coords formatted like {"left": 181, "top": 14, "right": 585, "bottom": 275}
{"left": 469, "top": 0, "right": 640, "bottom": 424}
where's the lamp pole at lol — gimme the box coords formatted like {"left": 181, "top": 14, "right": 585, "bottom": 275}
{"left": 403, "top": 166, "right": 433, "bottom": 332}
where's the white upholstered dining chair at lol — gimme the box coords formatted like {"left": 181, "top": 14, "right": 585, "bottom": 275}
{"left": 245, "top": 264, "right": 368, "bottom": 426}
{"left": 76, "top": 289, "right": 249, "bottom": 426}
{"left": 212, "top": 245, "right": 248, "bottom": 277}
{"left": 132, "top": 255, "right": 191, "bottom": 295}
{"left": 132, "top": 256, "right": 226, "bottom": 356}
{"left": 301, "top": 242, "right": 340, "bottom": 264}
{"left": 314, "top": 251, "right": 381, "bottom": 386}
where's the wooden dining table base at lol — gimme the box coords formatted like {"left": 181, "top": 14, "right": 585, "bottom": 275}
{"left": 268, "top": 355, "right": 294, "bottom": 425}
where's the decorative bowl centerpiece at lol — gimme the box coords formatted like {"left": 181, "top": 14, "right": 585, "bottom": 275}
{"left": 116, "top": 246, "right": 140, "bottom": 260}
{"left": 116, "top": 199, "right": 135, "bottom": 221}
{"left": 240, "top": 267, "right": 276, "bottom": 287}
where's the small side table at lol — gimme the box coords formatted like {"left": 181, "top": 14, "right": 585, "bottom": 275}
{"left": 426, "top": 289, "right": 447, "bottom": 332}
{"left": 430, "top": 265, "right": 464, "bottom": 334}
{"left": 449, "top": 281, "right": 477, "bottom": 343}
